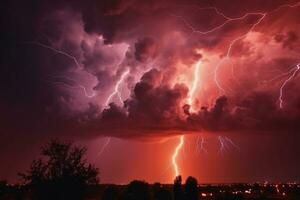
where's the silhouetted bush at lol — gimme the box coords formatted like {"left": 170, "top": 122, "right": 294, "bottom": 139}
{"left": 122, "top": 180, "right": 150, "bottom": 200}
{"left": 153, "top": 183, "right": 172, "bottom": 200}
{"left": 184, "top": 176, "right": 199, "bottom": 200}
{"left": 102, "top": 185, "right": 119, "bottom": 200}
{"left": 19, "top": 139, "right": 99, "bottom": 200}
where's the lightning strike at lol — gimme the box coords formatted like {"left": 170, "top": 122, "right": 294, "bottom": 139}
{"left": 100, "top": 70, "right": 130, "bottom": 156}
{"left": 171, "top": 11, "right": 265, "bottom": 36}
{"left": 218, "top": 136, "right": 226, "bottom": 154}
{"left": 218, "top": 136, "right": 240, "bottom": 154}
{"left": 224, "top": 136, "right": 240, "bottom": 151}
{"left": 97, "top": 137, "right": 111, "bottom": 157}
{"left": 51, "top": 76, "right": 96, "bottom": 98}
{"left": 171, "top": 60, "right": 202, "bottom": 178}
{"left": 208, "top": 1, "right": 300, "bottom": 93}
{"left": 196, "top": 135, "right": 208, "bottom": 154}
{"left": 187, "top": 61, "right": 202, "bottom": 111}
{"left": 172, "top": 2, "right": 300, "bottom": 93}
{"left": 213, "top": 13, "right": 266, "bottom": 93}
{"left": 26, "top": 41, "right": 97, "bottom": 98}
{"left": 105, "top": 69, "right": 130, "bottom": 106}
{"left": 278, "top": 64, "right": 300, "bottom": 108}
{"left": 27, "top": 41, "right": 81, "bottom": 69}
{"left": 262, "top": 65, "right": 300, "bottom": 84}
{"left": 168, "top": 2, "right": 300, "bottom": 174}
{"left": 172, "top": 135, "right": 184, "bottom": 177}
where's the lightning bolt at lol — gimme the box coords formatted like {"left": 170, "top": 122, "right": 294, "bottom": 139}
{"left": 28, "top": 41, "right": 133, "bottom": 158}
{"left": 97, "top": 137, "right": 111, "bottom": 157}
{"left": 211, "top": 2, "right": 300, "bottom": 93}
{"left": 51, "top": 76, "right": 96, "bottom": 98}
{"left": 218, "top": 136, "right": 240, "bottom": 154}
{"left": 224, "top": 136, "right": 240, "bottom": 151}
{"left": 174, "top": 3, "right": 299, "bottom": 157}
{"left": 168, "top": 2, "right": 300, "bottom": 177}
{"left": 171, "top": 10, "right": 265, "bottom": 36}
{"left": 261, "top": 65, "right": 300, "bottom": 84}
{"left": 98, "top": 69, "right": 130, "bottom": 156}
{"left": 187, "top": 61, "right": 202, "bottom": 111}
{"left": 172, "top": 9, "right": 265, "bottom": 93}
{"left": 26, "top": 41, "right": 97, "bottom": 98}
{"left": 26, "top": 42, "right": 123, "bottom": 157}
{"left": 218, "top": 136, "right": 226, "bottom": 154}
{"left": 278, "top": 63, "right": 300, "bottom": 108}
{"left": 172, "top": 2, "right": 300, "bottom": 94}
{"left": 172, "top": 135, "right": 184, "bottom": 177}
{"left": 105, "top": 69, "right": 130, "bottom": 106}
{"left": 196, "top": 135, "right": 208, "bottom": 154}
{"left": 213, "top": 13, "right": 266, "bottom": 93}
{"left": 171, "top": 61, "right": 202, "bottom": 178}
{"left": 27, "top": 41, "right": 81, "bottom": 68}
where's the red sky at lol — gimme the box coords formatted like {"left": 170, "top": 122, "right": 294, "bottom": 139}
{"left": 1, "top": 0, "right": 300, "bottom": 183}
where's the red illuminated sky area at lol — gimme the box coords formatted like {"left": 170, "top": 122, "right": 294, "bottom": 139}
{"left": 1, "top": 0, "right": 300, "bottom": 183}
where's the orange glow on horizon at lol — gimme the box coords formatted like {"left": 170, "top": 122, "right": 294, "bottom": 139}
{"left": 172, "top": 135, "right": 184, "bottom": 177}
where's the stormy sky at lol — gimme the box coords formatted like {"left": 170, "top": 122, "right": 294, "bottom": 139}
{"left": 1, "top": 0, "right": 300, "bottom": 183}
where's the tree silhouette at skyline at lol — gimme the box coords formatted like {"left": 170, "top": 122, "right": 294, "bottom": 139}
{"left": 19, "top": 139, "right": 98, "bottom": 199}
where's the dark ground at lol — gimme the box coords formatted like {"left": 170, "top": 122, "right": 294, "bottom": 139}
{"left": 1, "top": 180, "right": 300, "bottom": 200}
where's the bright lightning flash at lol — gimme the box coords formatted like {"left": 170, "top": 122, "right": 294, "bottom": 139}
{"left": 171, "top": 60, "right": 202, "bottom": 178}
{"left": 172, "top": 2, "right": 300, "bottom": 157}
{"left": 187, "top": 61, "right": 202, "bottom": 111}
{"left": 105, "top": 69, "right": 130, "bottom": 106}
{"left": 218, "top": 136, "right": 240, "bottom": 154}
{"left": 173, "top": 2, "right": 300, "bottom": 95}
{"left": 172, "top": 135, "right": 184, "bottom": 177}
{"left": 196, "top": 135, "right": 208, "bottom": 154}
{"left": 278, "top": 64, "right": 300, "bottom": 108}
{"left": 99, "top": 69, "right": 130, "bottom": 156}
{"left": 51, "top": 76, "right": 96, "bottom": 98}
{"left": 97, "top": 137, "right": 111, "bottom": 157}
{"left": 28, "top": 41, "right": 97, "bottom": 98}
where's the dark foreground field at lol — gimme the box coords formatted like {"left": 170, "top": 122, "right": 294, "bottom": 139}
{"left": 1, "top": 179, "right": 300, "bottom": 200}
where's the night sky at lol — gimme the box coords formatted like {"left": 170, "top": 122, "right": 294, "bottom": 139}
{"left": 1, "top": 0, "right": 300, "bottom": 184}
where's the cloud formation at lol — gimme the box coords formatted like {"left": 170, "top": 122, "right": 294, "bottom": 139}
{"left": 1, "top": 0, "right": 300, "bottom": 142}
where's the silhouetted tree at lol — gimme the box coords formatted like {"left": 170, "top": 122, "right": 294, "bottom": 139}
{"left": 174, "top": 176, "right": 184, "bottom": 200}
{"left": 153, "top": 183, "right": 172, "bottom": 200}
{"left": 19, "top": 139, "right": 99, "bottom": 200}
{"left": 185, "top": 176, "right": 199, "bottom": 200}
{"left": 122, "top": 180, "right": 150, "bottom": 200}
{"left": 102, "top": 185, "right": 119, "bottom": 200}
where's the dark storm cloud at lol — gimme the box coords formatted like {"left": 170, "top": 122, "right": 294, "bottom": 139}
{"left": 125, "top": 69, "right": 188, "bottom": 124}
{"left": 134, "top": 37, "right": 157, "bottom": 62}
{"left": 185, "top": 92, "right": 300, "bottom": 134}
{"left": 82, "top": 69, "right": 190, "bottom": 138}
{"left": 1, "top": 0, "right": 300, "bottom": 141}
